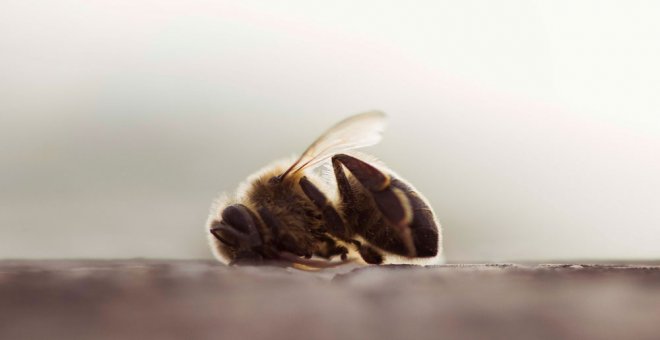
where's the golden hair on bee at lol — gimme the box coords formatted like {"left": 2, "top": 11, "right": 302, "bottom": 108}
{"left": 206, "top": 111, "right": 442, "bottom": 269}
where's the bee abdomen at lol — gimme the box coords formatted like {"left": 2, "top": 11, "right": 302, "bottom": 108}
{"left": 332, "top": 154, "right": 440, "bottom": 259}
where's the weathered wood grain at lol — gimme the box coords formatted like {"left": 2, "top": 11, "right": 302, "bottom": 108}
{"left": 1, "top": 260, "right": 659, "bottom": 340}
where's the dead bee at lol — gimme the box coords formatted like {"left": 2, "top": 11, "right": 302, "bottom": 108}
{"left": 206, "top": 111, "right": 442, "bottom": 268}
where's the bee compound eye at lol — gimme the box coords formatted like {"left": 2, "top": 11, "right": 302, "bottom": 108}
{"left": 221, "top": 204, "right": 257, "bottom": 235}
{"left": 214, "top": 205, "right": 263, "bottom": 248}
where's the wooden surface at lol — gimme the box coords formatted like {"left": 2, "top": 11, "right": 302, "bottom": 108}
{"left": 1, "top": 260, "right": 659, "bottom": 340}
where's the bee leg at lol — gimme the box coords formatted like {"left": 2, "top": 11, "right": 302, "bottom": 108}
{"left": 332, "top": 155, "right": 357, "bottom": 207}
{"left": 332, "top": 154, "right": 412, "bottom": 226}
{"left": 358, "top": 244, "right": 384, "bottom": 264}
{"left": 328, "top": 243, "right": 349, "bottom": 261}
{"left": 332, "top": 154, "right": 416, "bottom": 257}
{"left": 347, "top": 239, "right": 383, "bottom": 264}
{"left": 257, "top": 206, "right": 309, "bottom": 258}
{"left": 339, "top": 248, "right": 349, "bottom": 261}
{"left": 278, "top": 251, "right": 353, "bottom": 270}
{"left": 299, "top": 176, "right": 351, "bottom": 240}
{"left": 314, "top": 235, "right": 349, "bottom": 260}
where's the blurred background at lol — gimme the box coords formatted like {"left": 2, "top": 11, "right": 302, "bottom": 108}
{"left": 1, "top": 1, "right": 658, "bottom": 262}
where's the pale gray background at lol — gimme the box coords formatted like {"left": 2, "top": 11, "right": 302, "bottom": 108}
{"left": 2, "top": 1, "right": 659, "bottom": 261}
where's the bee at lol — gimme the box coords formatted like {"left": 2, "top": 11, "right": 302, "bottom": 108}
{"left": 206, "top": 111, "right": 442, "bottom": 269}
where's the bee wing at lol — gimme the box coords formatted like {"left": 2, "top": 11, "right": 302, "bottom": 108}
{"left": 280, "top": 110, "right": 387, "bottom": 179}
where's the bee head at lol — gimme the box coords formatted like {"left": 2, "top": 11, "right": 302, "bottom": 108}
{"left": 209, "top": 204, "right": 265, "bottom": 265}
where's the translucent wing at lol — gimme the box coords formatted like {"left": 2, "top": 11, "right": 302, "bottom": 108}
{"left": 279, "top": 110, "right": 387, "bottom": 180}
